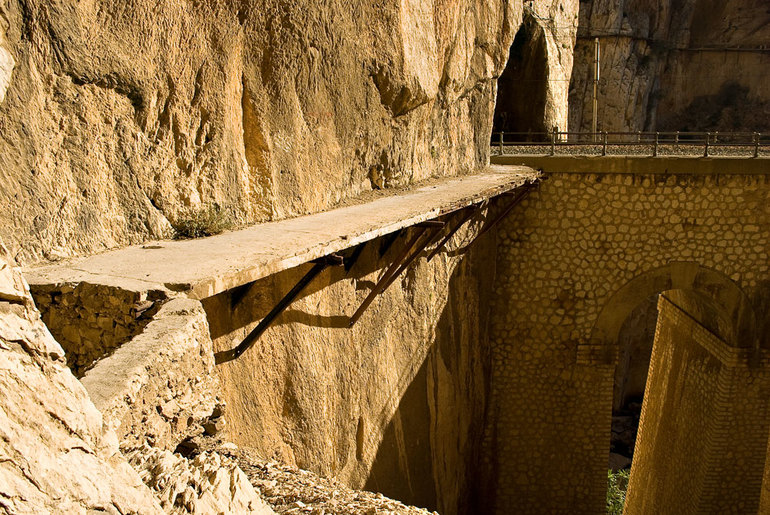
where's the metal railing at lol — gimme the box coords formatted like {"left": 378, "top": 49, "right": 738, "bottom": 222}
{"left": 491, "top": 131, "right": 769, "bottom": 158}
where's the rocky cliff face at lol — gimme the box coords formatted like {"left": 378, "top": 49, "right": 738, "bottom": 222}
{"left": 569, "top": 0, "right": 770, "bottom": 132}
{"left": 0, "top": 245, "right": 163, "bottom": 513}
{"left": 0, "top": 0, "right": 523, "bottom": 265}
{"left": 205, "top": 222, "right": 497, "bottom": 515}
{"left": 492, "top": 1, "right": 578, "bottom": 135}
{"left": 1, "top": 1, "right": 583, "bottom": 513}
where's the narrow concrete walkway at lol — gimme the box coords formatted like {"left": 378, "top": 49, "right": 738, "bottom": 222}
{"left": 26, "top": 165, "right": 536, "bottom": 299}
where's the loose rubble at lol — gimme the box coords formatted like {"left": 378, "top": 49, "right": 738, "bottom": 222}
{"left": 126, "top": 445, "right": 275, "bottom": 514}
{"left": 200, "top": 441, "right": 437, "bottom": 515}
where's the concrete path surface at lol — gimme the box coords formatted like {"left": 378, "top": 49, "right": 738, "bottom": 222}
{"left": 25, "top": 165, "right": 536, "bottom": 299}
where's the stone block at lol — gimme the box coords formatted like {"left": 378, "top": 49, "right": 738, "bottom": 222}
{"left": 81, "top": 298, "right": 219, "bottom": 450}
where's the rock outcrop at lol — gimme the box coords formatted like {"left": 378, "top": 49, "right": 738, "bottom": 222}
{"left": 0, "top": 0, "right": 527, "bottom": 265}
{"left": 569, "top": 0, "right": 770, "bottom": 132}
{"left": 0, "top": 244, "right": 163, "bottom": 513}
{"left": 492, "top": 1, "right": 578, "bottom": 135}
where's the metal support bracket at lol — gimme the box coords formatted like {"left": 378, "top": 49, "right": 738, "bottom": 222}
{"left": 214, "top": 253, "right": 344, "bottom": 364}
{"left": 426, "top": 203, "right": 483, "bottom": 262}
{"left": 349, "top": 221, "right": 446, "bottom": 327}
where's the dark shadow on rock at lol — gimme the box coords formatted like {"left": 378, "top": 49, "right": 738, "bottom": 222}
{"left": 362, "top": 232, "right": 496, "bottom": 515}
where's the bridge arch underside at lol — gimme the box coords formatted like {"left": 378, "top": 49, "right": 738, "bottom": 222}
{"left": 484, "top": 171, "right": 770, "bottom": 513}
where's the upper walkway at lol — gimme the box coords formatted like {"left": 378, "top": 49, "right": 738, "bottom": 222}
{"left": 492, "top": 154, "right": 770, "bottom": 174}
{"left": 25, "top": 165, "right": 536, "bottom": 299}
{"left": 491, "top": 130, "right": 770, "bottom": 174}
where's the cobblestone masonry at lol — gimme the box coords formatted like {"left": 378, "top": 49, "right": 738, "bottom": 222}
{"left": 30, "top": 282, "right": 166, "bottom": 376}
{"left": 485, "top": 171, "right": 770, "bottom": 513}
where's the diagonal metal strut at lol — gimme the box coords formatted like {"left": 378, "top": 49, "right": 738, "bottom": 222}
{"left": 214, "top": 253, "right": 343, "bottom": 364}
{"left": 349, "top": 221, "right": 446, "bottom": 327}
{"left": 426, "top": 202, "right": 485, "bottom": 262}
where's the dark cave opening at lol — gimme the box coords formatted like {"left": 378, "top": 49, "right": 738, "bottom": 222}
{"left": 492, "top": 16, "right": 550, "bottom": 139}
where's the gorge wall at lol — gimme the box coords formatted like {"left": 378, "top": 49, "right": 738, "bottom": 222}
{"left": 0, "top": 0, "right": 523, "bottom": 265}
{"left": 204, "top": 220, "right": 497, "bottom": 515}
{"left": 569, "top": 0, "right": 770, "bottom": 132}
{"left": 0, "top": 0, "right": 583, "bottom": 513}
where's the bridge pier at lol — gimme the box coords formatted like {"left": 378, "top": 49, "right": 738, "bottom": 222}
{"left": 626, "top": 295, "right": 770, "bottom": 514}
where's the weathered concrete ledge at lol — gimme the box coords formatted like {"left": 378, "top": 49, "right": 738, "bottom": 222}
{"left": 24, "top": 166, "right": 536, "bottom": 299}
{"left": 492, "top": 154, "right": 770, "bottom": 175}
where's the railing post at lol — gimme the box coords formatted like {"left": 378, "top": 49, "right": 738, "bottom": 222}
{"left": 755, "top": 132, "right": 761, "bottom": 158}
{"left": 601, "top": 131, "right": 607, "bottom": 156}
{"left": 714, "top": 131, "right": 719, "bottom": 143}
{"left": 704, "top": 132, "right": 710, "bottom": 157}
{"left": 653, "top": 132, "right": 659, "bottom": 157}
{"left": 551, "top": 129, "right": 556, "bottom": 156}
{"left": 675, "top": 131, "right": 679, "bottom": 149}
{"left": 499, "top": 131, "right": 504, "bottom": 154}
{"left": 637, "top": 131, "right": 641, "bottom": 143}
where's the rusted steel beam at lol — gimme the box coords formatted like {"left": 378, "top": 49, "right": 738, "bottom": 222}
{"left": 426, "top": 204, "right": 483, "bottom": 262}
{"left": 348, "top": 223, "right": 445, "bottom": 327}
{"left": 215, "top": 253, "right": 344, "bottom": 364}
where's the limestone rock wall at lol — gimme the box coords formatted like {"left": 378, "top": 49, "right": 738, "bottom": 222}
{"left": 0, "top": 244, "right": 163, "bottom": 513}
{"left": 0, "top": 0, "right": 528, "bottom": 265}
{"left": 204, "top": 218, "right": 497, "bottom": 515}
{"left": 493, "top": 1, "right": 579, "bottom": 135}
{"left": 569, "top": 0, "right": 770, "bottom": 132}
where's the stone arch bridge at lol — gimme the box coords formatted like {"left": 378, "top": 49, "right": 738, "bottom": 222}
{"left": 486, "top": 154, "right": 770, "bottom": 513}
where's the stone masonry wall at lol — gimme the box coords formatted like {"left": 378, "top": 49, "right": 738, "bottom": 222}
{"left": 30, "top": 282, "right": 166, "bottom": 376}
{"left": 203, "top": 213, "right": 498, "bottom": 515}
{"left": 81, "top": 298, "right": 219, "bottom": 452}
{"left": 486, "top": 170, "right": 770, "bottom": 512}
{"left": 625, "top": 294, "right": 770, "bottom": 514}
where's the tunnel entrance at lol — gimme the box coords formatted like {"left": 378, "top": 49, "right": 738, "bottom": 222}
{"left": 492, "top": 16, "right": 550, "bottom": 139}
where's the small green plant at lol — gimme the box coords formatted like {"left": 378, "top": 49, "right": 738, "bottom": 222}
{"left": 607, "top": 468, "right": 630, "bottom": 514}
{"left": 173, "top": 204, "right": 233, "bottom": 239}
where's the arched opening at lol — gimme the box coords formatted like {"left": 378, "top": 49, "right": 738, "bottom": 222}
{"left": 591, "top": 263, "right": 768, "bottom": 512}
{"left": 492, "top": 15, "right": 550, "bottom": 139}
